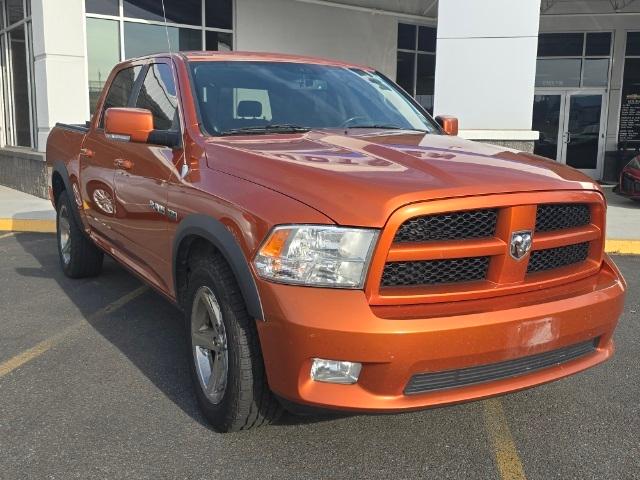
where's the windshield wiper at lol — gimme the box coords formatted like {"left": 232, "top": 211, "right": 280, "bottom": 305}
{"left": 347, "top": 125, "right": 427, "bottom": 132}
{"left": 220, "top": 124, "right": 311, "bottom": 136}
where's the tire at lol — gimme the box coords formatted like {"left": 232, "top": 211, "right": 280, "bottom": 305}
{"left": 185, "top": 252, "right": 281, "bottom": 432}
{"left": 56, "top": 190, "right": 104, "bottom": 278}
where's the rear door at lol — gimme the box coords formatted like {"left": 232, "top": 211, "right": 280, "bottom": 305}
{"left": 81, "top": 65, "right": 142, "bottom": 238}
{"left": 110, "top": 61, "right": 182, "bottom": 292}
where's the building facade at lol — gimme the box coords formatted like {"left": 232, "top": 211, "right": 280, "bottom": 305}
{"left": 1, "top": 0, "right": 639, "bottom": 197}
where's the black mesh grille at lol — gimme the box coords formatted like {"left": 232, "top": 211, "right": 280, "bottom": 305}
{"left": 535, "top": 204, "right": 591, "bottom": 232}
{"left": 404, "top": 338, "right": 598, "bottom": 395}
{"left": 381, "top": 257, "right": 489, "bottom": 287}
{"left": 394, "top": 209, "right": 497, "bottom": 243}
{"left": 527, "top": 242, "right": 589, "bottom": 274}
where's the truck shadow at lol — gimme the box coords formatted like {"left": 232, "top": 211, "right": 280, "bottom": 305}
{"left": 12, "top": 232, "right": 348, "bottom": 429}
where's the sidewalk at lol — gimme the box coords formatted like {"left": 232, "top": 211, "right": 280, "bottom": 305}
{"left": 0, "top": 185, "right": 55, "bottom": 233}
{"left": 1, "top": 185, "right": 639, "bottom": 252}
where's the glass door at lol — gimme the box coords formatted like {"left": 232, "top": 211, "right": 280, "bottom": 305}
{"left": 533, "top": 90, "right": 606, "bottom": 180}
{"left": 563, "top": 92, "right": 606, "bottom": 179}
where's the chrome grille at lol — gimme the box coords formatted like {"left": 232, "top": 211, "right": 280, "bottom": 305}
{"left": 381, "top": 257, "right": 489, "bottom": 287}
{"left": 527, "top": 242, "right": 589, "bottom": 274}
{"left": 393, "top": 209, "right": 497, "bottom": 243}
{"left": 535, "top": 204, "right": 590, "bottom": 232}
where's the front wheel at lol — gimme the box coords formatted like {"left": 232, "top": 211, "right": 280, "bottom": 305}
{"left": 185, "top": 252, "right": 281, "bottom": 432}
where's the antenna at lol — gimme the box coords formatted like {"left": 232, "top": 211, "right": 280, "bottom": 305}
{"left": 160, "top": 0, "right": 189, "bottom": 179}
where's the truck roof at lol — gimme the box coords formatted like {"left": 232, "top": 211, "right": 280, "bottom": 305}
{"left": 130, "top": 50, "right": 375, "bottom": 71}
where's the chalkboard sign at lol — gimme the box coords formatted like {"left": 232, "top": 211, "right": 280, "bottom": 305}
{"left": 619, "top": 93, "right": 640, "bottom": 142}
{"left": 619, "top": 58, "right": 640, "bottom": 143}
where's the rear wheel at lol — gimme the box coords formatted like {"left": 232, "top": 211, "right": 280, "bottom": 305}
{"left": 185, "top": 252, "right": 281, "bottom": 432}
{"left": 56, "top": 191, "right": 103, "bottom": 278}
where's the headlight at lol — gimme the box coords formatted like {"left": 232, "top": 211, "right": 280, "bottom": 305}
{"left": 253, "top": 225, "right": 379, "bottom": 288}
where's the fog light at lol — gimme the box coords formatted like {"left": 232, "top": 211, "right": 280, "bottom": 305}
{"left": 310, "top": 358, "right": 362, "bottom": 384}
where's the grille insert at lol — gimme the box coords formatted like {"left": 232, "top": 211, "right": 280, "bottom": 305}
{"left": 394, "top": 209, "right": 497, "bottom": 243}
{"left": 381, "top": 257, "right": 489, "bottom": 287}
{"left": 404, "top": 339, "right": 598, "bottom": 395}
{"left": 527, "top": 242, "right": 589, "bottom": 274}
{"left": 535, "top": 204, "right": 591, "bottom": 232}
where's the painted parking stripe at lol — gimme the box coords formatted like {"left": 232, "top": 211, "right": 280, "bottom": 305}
{"left": 0, "top": 286, "right": 148, "bottom": 378}
{"left": 0, "top": 232, "right": 15, "bottom": 239}
{"left": 483, "top": 398, "right": 527, "bottom": 480}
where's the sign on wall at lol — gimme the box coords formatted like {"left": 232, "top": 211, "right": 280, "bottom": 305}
{"left": 619, "top": 58, "right": 640, "bottom": 144}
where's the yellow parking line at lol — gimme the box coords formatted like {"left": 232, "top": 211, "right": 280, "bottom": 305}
{"left": 483, "top": 398, "right": 527, "bottom": 480}
{"left": 0, "top": 286, "right": 148, "bottom": 379}
{"left": 0, "top": 218, "right": 56, "bottom": 233}
{"left": 605, "top": 239, "right": 640, "bottom": 255}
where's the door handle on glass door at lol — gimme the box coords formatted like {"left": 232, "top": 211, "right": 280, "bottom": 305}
{"left": 114, "top": 158, "right": 134, "bottom": 170}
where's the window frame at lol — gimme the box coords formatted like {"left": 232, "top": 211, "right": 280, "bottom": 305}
{"left": 535, "top": 31, "right": 614, "bottom": 89}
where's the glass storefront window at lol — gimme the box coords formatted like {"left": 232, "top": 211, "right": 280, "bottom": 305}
{"left": 206, "top": 31, "right": 232, "bottom": 51}
{"left": 9, "top": 25, "right": 31, "bottom": 146}
{"left": 124, "top": 0, "right": 201, "bottom": 26}
{"left": 586, "top": 32, "right": 611, "bottom": 56}
{"left": 6, "top": 0, "right": 23, "bottom": 26}
{"left": 123, "top": 22, "right": 201, "bottom": 58}
{"left": 582, "top": 58, "right": 609, "bottom": 87}
{"left": 206, "top": 0, "right": 232, "bottom": 30}
{"left": 627, "top": 32, "right": 640, "bottom": 56}
{"left": 396, "top": 23, "right": 436, "bottom": 114}
{"left": 538, "top": 33, "right": 584, "bottom": 57}
{"left": 86, "top": 18, "right": 120, "bottom": 114}
{"left": 535, "top": 59, "right": 582, "bottom": 87}
{"left": 85, "top": 0, "right": 119, "bottom": 16}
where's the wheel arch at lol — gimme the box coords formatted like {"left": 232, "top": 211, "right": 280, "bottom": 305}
{"left": 173, "top": 214, "right": 264, "bottom": 321}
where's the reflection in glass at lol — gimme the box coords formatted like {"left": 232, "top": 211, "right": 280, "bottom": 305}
{"left": 101, "top": 66, "right": 142, "bottom": 126}
{"left": 136, "top": 64, "right": 178, "bottom": 130}
{"left": 206, "top": 0, "right": 232, "bottom": 30}
{"left": 86, "top": 18, "right": 120, "bottom": 114}
{"left": 9, "top": 25, "right": 31, "bottom": 146}
{"left": 535, "top": 58, "right": 581, "bottom": 87}
{"left": 566, "top": 95, "right": 602, "bottom": 169}
{"left": 124, "top": 22, "right": 201, "bottom": 59}
{"left": 533, "top": 94, "right": 561, "bottom": 160}
{"left": 582, "top": 58, "right": 609, "bottom": 87}
{"left": 206, "top": 31, "right": 232, "bottom": 51}
{"left": 124, "top": 0, "right": 201, "bottom": 26}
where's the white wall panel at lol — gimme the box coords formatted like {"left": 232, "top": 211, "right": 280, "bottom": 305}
{"left": 236, "top": 0, "right": 398, "bottom": 78}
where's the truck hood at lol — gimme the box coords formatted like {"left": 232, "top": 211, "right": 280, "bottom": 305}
{"left": 204, "top": 130, "right": 600, "bottom": 227}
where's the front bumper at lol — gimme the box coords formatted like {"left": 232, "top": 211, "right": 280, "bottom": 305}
{"left": 256, "top": 255, "right": 625, "bottom": 412}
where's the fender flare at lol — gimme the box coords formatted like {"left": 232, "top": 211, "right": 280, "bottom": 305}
{"left": 172, "top": 214, "right": 264, "bottom": 320}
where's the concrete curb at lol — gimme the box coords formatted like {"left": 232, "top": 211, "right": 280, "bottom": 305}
{"left": 0, "top": 218, "right": 56, "bottom": 233}
{"left": 2, "top": 219, "right": 640, "bottom": 254}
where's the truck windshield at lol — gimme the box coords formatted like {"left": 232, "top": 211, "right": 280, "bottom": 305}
{"left": 188, "top": 61, "right": 438, "bottom": 136}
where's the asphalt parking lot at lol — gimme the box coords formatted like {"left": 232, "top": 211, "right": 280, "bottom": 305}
{"left": 1, "top": 232, "right": 638, "bottom": 480}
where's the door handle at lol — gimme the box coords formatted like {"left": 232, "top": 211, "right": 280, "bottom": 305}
{"left": 79, "top": 148, "right": 94, "bottom": 158}
{"left": 114, "top": 158, "right": 134, "bottom": 170}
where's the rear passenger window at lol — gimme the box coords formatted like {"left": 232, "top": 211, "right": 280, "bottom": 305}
{"left": 135, "top": 63, "right": 179, "bottom": 130}
{"left": 100, "top": 66, "right": 142, "bottom": 127}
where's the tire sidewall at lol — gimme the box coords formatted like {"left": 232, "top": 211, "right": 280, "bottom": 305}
{"left": 56, "top": 192, "right": 74, "bottom": 276}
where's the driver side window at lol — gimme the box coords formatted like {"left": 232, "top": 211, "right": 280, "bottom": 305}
{"left": 135, "top": 63, "right": 179, "bottom": 131}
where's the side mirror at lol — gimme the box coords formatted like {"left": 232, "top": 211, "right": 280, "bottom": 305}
{"left": 104, "top": 107, "right": 154, "bottom": 143}
{"left": 435, "top": 115, "right": 459, "bottom": 136}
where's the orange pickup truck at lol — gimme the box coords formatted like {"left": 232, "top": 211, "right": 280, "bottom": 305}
{"left": 47, "top": 52, "right": 626, "bottom": 432}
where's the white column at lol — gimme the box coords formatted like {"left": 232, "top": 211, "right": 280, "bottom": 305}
{"left": 434, "top": 0, "right": 541, "bottom": 146}
{"left": 31, "top": 0, "right": 88, "bottom": 151}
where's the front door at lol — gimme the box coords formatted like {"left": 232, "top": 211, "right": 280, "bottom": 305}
{"left": 533, "top": 90, "right": 607, "bottom": 179}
